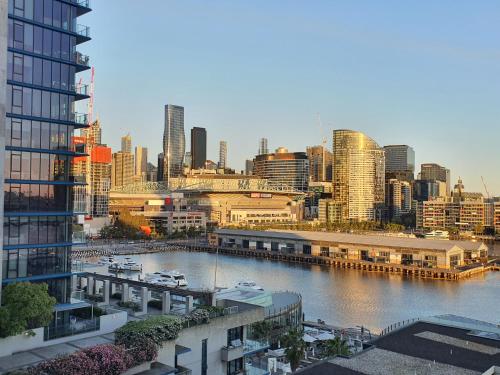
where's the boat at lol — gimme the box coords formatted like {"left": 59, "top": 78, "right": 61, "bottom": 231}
{"left": 108, "top": 258, "right": 142, "bottom": 272}
{"left": 98, "top": 256, "right": 116, "bottom": 265}
{"left": 145, "top": 270, "right": 188, "bottom": 287}
{"left": 235, "top": 280, "right": 264, "bottom": 291}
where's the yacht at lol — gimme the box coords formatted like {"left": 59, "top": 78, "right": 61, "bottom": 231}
{"left": 235, "top": 280, "right": 264, "bottom": 291}
{"left": 98, "top": 256, "right": 116, "bottom": 266}
{"left": 145, "top": 270, "right": 188, "bottom": 287}
{"left": 108, "top": 258, "right": 142, "bottom": 272}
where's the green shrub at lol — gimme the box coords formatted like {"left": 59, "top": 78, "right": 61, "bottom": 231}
{"left": 72, "top": 306, "right": 107, "bottom": 320}
{"left": 0, "top": 283, "right": 56, "bottom": 338}
{"left": 115, "top": 315, "right": 183, "bottom": 349}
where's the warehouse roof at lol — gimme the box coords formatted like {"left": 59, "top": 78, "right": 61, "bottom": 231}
{"left": 216, "top": 229, "right": 487, "bottom": 252}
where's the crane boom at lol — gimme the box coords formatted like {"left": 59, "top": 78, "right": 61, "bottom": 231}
{"left": 481, "top": 176, "right": 490, "bottom": 199}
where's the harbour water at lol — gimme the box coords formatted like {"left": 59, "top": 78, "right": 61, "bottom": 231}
{"left": 88, "top": 250, "right": 500, "bottom": 333}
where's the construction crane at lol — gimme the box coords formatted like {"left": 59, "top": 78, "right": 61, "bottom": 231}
{"left": 481, "top": 176, "right": 491, "bottom": 199}
{"left": 88, "top": 67, "right": 95, "bottom": 124}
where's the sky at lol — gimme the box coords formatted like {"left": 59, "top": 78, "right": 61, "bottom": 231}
{"left": 78, "top": 0, "right": 500, "bottom": 195}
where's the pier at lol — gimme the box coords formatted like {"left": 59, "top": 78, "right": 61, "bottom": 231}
{"left": 73, "top": 242, "right": 497, "bottom": 281}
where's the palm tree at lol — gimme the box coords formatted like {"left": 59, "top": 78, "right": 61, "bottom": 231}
{"left": 323, "top": 337, "right": 350, "bottom": 357}
{"left": 282, "top": 330, "right": 306, "bottom": 372}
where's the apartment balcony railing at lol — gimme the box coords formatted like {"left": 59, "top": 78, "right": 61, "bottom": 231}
{"left": 75, "top": 0, "right": 90, "bottom": 8}
{"left": 70, "top": 290, "right": 85, "bottom": 303}
{"left": 44, "top": 317, "right": 100, "bottom": 340}
{"left": 72, "top": 112, "right": 89, "bottom": 126}
{"left": 74, "top": 83, "right": 89, "bottom": 96}
{"left": 76, "top": 24, "right": 90, "bottom": 38}
{"left": 72, "top": 229, "right": 86, "bottom": 244}
{"left": 75, "top": 51, "right": 90, "bottom": 67}
{"left": 243, "top": 339, "right": 270, "bottom": 355}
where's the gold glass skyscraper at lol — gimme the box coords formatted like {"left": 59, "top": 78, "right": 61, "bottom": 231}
{"left": 332, "top": 130, "right": 385, "bottom": 221}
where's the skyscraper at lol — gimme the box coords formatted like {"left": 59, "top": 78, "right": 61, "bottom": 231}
{"left": 419, "top": 163, "right": 451, "bottom": 195}
{"left": 258, "top": 138, "right": 269, "bottom": 155}
{"left": 306, "top": 145, "right": 333, "bottom": 182}
{"left": 157, "top": 152, "right": 164, "bottom": 182}
{"left": 253, "top": 147, "right": 309, "bottom": 192}
{"left": 2, "top": 0, "right": 92, "bottom": 312}
{"left": 383, "top": 145, "right": 415, "bottom": 181}
{"left": 163, "top": 104, "right": 185, "bottom": 181}
{"left": 245, "top": 160, "right": 254, "bottom": 176}
{"left": 135, "top": 146, "right": 148, "bottom": 180}
{"left": 190, "top": 127, "right": 206, "bottom": 169}
{"left": 121, "top": 133, "right": 132, "bottom": 153}
{"left": 219, "top": 141, "right": 227, "bottom": 169}
{"left": 332, "top": 130, "right": 385, "bottom": 221}
{"left": 111, "top": 152, "right": 134, "bottom": 188}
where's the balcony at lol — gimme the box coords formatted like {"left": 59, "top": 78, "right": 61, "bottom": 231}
{"left": 74, "top": 84, "right": 90, "bottom": 101}
{"left": 74, "top": 51, "right": 90, "bottom": 70}
{"left": 44, "top": 317, "right": 100, "bottom": 340}
{"left": 221, "top": 344, "right": 244, "bottom": 362}
{"left": 76, "top": 24, "right": 91, "bottom": 43}
{"left": 243, "top": 339, "right": 270, "bottom": 355}
{"left": 72, "top": 112, "right": 89, "bottom": 127}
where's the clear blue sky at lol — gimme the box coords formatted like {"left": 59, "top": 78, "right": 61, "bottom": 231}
{"left": 78, "top": 0, "right": 500, "bottom": 195}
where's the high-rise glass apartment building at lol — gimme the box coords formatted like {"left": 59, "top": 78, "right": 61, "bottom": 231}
{"left": 332, "top": 130, "right": 385, "bottom": 221}
{"left": 2, "top": 0, "right": 91, "bottom": 305}
{"left": 218, "top": 140, "right": 227, "bottom": 169}
{"left": 306, "top": 145, "right": 333, "bottom": 182}
{"left": 190, "top": 127, "right": 206, "bottom": 169}
{"left": 383, "top": 144, "right": 415, "bottom": 181}
{"left": 121, "top": 133, "right": 131, "bottom": 153}
{"left": 163, "top": 104, "right": 185, "bottom": 181}
{"left": 253, "top": 147, "right": 309, "bottom": 192}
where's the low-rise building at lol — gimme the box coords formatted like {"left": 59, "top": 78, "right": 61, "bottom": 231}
{"left": 297, "top": 315, "right": 500, "bottom": 375}
{"left": 214, "top": 229, "right": 488, "bottom": 269}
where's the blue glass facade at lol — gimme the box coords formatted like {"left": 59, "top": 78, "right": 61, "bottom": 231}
{"left": 3, "top": 0, "right": 91, "bottom": 303}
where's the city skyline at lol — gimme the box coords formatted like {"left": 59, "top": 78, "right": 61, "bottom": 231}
{"left": 80, "top": 0, "right": 500, "bottom": 195}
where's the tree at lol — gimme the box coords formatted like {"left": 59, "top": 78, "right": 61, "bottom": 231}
{"left": 0, "top": 282, "right": 56, "bottom": 338}
{"left": 250, "top": 320, "right": 273, "bottom": 341}
{"left": 323, "top": 337, "right": 350, "bottom": 357}
{"left": 281, "top": 330, "right": 306, "bottom": 372}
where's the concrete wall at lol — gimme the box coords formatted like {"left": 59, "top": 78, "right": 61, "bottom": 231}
{"left": 176, "top": 308, "right": 263, "bottom": 375}
{"left": 0, "top": 310, "right": 128, "bottom": 357}
{"left": 155, "top": 308, "right": 264, "bottom": 375}
{"left": 0, "top": 0, "right": 8, "bottom": 301}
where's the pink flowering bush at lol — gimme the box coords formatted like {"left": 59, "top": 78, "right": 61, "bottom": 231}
{"left": 29, "top": 344, "right": 132, "bottom": 375}
{"left": 128, "top": 337, "right": 158, "bottom": 366}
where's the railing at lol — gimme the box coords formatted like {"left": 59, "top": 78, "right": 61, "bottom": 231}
{"left": 379, "top": 318, "right": 420, "bottom": 336}
{"left": 175, "top": 366, "right": 192, "bottom": 375}
{"left": 75, "top": 84, "right": 89, "bottom": 96}
{"left": 74, "top": 51, "right": 90, "bottom": 66}
{"left": 243, "top": 339, "right": 270, "bottom": 355}
{"left": 72, "top": 231, "right": 86, "bottom": 244}
{"left": 44, "top": 317, "right": 100, "bottom": 340}
{"left": 72, "top": 112, "right": 89, "bottom": 126}
{"left": 70, "top": 290, "right": 85, "bottom": 303}
{"left": 76, "top": 24, "right": 90, "bottom": 38}
{"left": 75, "top": 0, "right": 90, "bottom": 8}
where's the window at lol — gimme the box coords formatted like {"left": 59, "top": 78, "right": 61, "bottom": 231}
{"left": 52, "top": 62, "right": 60, "bottom": 89}
{"left": 34, "top": 26, "right": 43, "bottom": 54}
{"left": 227, "top": 358, "right": 243, "bottom": 375}
{"left": 12, "top": 87, "right": 23, "bottom": 114}
{"left": 14, "top": 22, "right": 24, "bottom": 49}
{"left": 33, "top": 57, "right": 43, "bottom": 85}
{"left": 24, "top": 23, "right": 33, "bottom": 52}
{"left": 23, "top": 87, "right": 32, "bottom": 116}
{"left": 227, "top": 326, "right": 243, "bottom": 346}
{"left": 44, "top": 0, "right": 53, "bottom": 25}
{"left": 23, "top": 55, "right": 33, "bottom": 84}
{"left": 43, "top": 28, "right": 52, "bottom": 56}
{"left": 52, "top": 31, "right": 61, "bottom": 59}
{"left": 43, "top": 59, "right": 51, "bottom": 87}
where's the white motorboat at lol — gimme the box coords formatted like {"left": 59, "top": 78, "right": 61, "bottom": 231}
{"left": 235, "top": 280, "right": 264, "bottom": 291}
{"left": 145, "top": 270, "right": 188, "bottom": 287}
{"left": 98, "top": 256, "right": 116, "bottom": 265}
{"left": 108, "top": 258, "right": 142, "bottom": 272}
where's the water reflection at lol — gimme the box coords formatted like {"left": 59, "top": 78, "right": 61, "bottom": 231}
{"left": 88, "top": 251, "right": 500, "bottom": 332}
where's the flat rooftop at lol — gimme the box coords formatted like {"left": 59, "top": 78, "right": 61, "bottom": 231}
{"left": 216, "top": 229, "right": 487, "bottom": 252}
{"left": 298, "top": 315, "right": 499, "bottom": 375}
